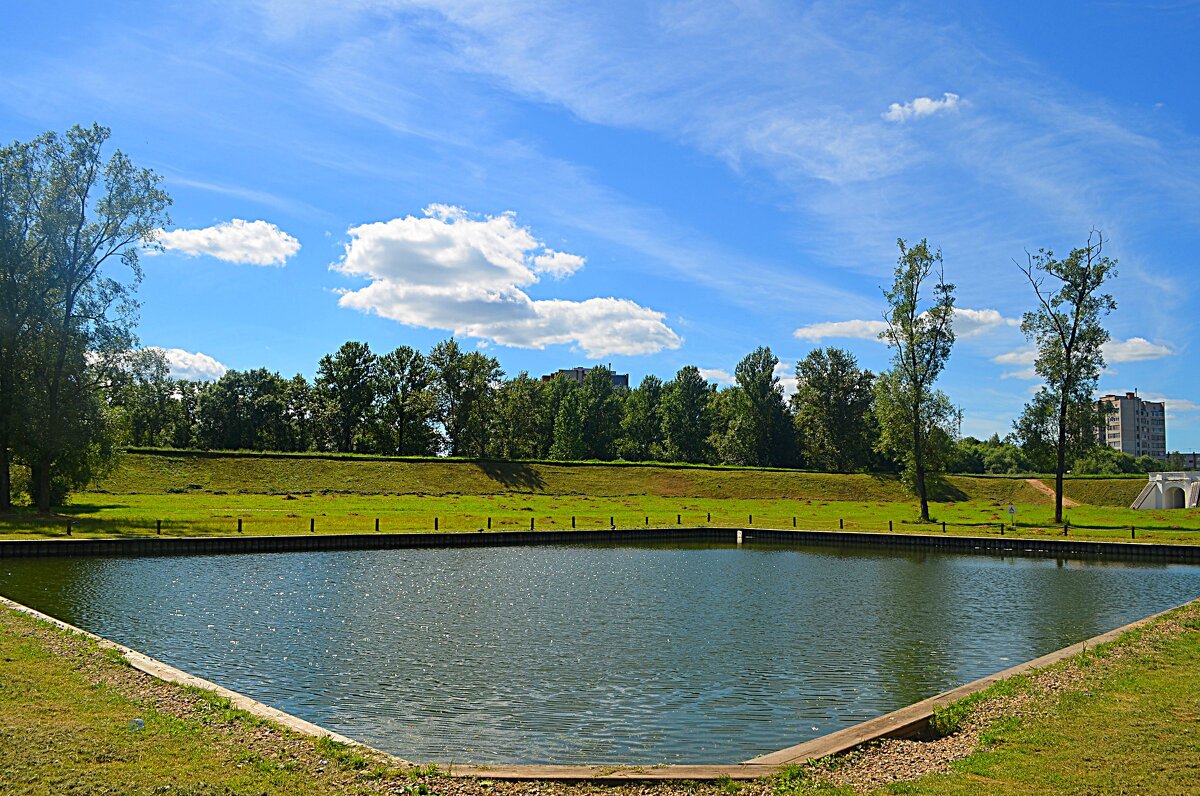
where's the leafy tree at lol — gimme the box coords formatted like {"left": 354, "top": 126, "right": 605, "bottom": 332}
{"left": 873, "top": 369, "right": 960, "bottom": 493}
{"left": 792, "top": 347, "right": 875, "bottom": 472}
{"left": 1072, "top": 446, "right": 1140, "bottom": 475}
{"left": 116, "top": 349, "right": 180, "bottom": 447}
{"left": 429, "top": 339, "right": 502, "bottom": 457}
{"left": 618, "top": 375, "right": 664, "bottom": 461}
{"left": 550, "top": 387, "right": 588, "bottom": 461}
{"left": 877, "top": 238, "right": 956, "bottom": 521}
{"left": 374, "top": 346, "right": 437, "bottom": 456}
{"left": 1016, "top": 230, "right": 1117, "bottom": 522}
{"left": 661, "top": 365, "right": 714, "bottom": 463}
{"left": 537, "top": 374, "right": 578, "bottom": 458}
{"left": 730, "top": 347, "right": 790, "bottom": 467}
{"left": 708, "top": 387, "right": 755, "bottom": 466}
{"left": 195, "top": 369, "right": 293, "bottom": 451}
{"left": 5, "top": 124, "right": 170, "bottom": 511}
{"left": 492, "top": 373, "right": 544, "bottom": 459}
{"left": 316, "top": 341, "right": 377, "bottom": 453}
{"left": 579, "top": 366, "right": 624, "bottom": 460}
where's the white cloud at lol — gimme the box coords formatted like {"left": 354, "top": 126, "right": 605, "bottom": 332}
{"left": 993, "top": 347, "right": 1036, "bottom": 366}
{"left": 955, "top": 308, "right": 1021, "bottom": 338}
{"left": 157, "top": 219, "right": 301, "bottom": 266}
{"left": 793, "top": 319, "right": 889, "bottom": 342}
{"left": 794, "top": 307, "right": 1016, "bottom": 342}
{"left": 1000, "top": 367, "right": 1038, "bottom": 381}
{"left": 773, "top": 361, "right": 798, "bottom": 398}
{"left": 149, "top": 347, "right": 228, "bottom": 381}
{"left": 1103, "top": 337, "right": 1174, "bottom": 363}
{"left": 698, "top": 368, "right": 734, "bottom": 384}
{"left": 882, "top": 92, "right": 962, "bottom": 123}
{"left": 333, "top": 206, "right": 682, "bottom": 357}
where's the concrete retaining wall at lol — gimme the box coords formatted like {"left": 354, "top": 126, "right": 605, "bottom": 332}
{"left": 2, "top": 526, "right": 1199, "bottom": 562}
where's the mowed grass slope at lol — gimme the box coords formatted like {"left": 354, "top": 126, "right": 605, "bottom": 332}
{"left": 2, "top": 451, "right": 1197, "bottom": 541}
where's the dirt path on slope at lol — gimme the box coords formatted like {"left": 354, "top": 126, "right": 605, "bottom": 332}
{"left": 1025, "top": 478, "right": 1081, "bottom": 507}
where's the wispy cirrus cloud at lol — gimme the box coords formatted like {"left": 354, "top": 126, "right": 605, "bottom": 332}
{"left": 333, "top": 205, "right": 682, "bottom": 357}
{"left": 157, "top": 219, "right": 300, "bottom": 266}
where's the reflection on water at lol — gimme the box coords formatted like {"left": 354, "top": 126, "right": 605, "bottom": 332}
{"left": 1, "top": 542, "right": 1196, "bottom": 764}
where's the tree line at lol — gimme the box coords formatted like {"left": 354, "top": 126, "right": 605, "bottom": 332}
{"left": 1, "top": 124, "right": 1159, "bottom": 517}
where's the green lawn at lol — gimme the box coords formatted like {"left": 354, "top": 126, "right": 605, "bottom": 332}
{"left": 871, "top": 601, "right": 1200, "bottom": 795}
{"left": 1, "top": 452, "right": 1196, "bottom": 543}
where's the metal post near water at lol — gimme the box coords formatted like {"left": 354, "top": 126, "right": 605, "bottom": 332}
{"left": 792, "top": 516, "right": 796, "bottom": 527}
{"left": 157, "top": 519, "right": 162, "bottom": 535}
{"left": 572, "top": 516, "right": 576, "bottom": 528}
{"left": 707, "top": 512, "right": 711, "bottom": 522}
{"left": 237, "top": 518, "right": 242, "bottom": 533}
{"left": 677, "top": 514, "right": 681, "bottom": 524}
{"left": 530, "top": 517, "right": 535, "bottom": 531}
{"left": 375, "top": 518, "right": 380, "bottom": 533}
{"left": 310, "top": 518, "right": 315, "bottom": 533}
{"left": 889, "top": 520, "right": 893, "bottom": 532}
{"left": 487, "top": 517, "right": 491, "bottom": 529}
{"left": 941, "top": 521, "right": 946, "bottom": 534}
{"left": 1132, "top": 526, "right": 1136, "bottom": 539}
{"left": 839, "top": 518, "right": 844, "bottom": 530}
{"left": 434, "top": 517, "right": 439, "bottom": 531}
{"left": 748, "top": 514, "right": 753, "bottom": 526}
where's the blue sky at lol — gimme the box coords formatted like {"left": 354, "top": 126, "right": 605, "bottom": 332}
{"left": 3, "top": 0, "right": 1198, "bottom": 448}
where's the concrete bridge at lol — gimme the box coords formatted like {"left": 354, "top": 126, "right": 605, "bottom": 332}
{"left": 1131, "top": 472, "right": 1200, "bottom": 510}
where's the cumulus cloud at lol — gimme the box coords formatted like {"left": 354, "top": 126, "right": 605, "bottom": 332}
{"left": 882, "top": 92, "right": 962, "bottom": 122}
{"left": 333, "top": 206, "right": 682, "bottom": 357}
{"left": 157, "top": 219, "right": 301, "bottom": 266}
{"left": 994, "top": 337, "right": 1173, "bottom": 379}
{"left": 149, "top": 347, "right": 228, "bottom": 381}
{"left": 793, "top": 319, "right": 889, "bottom": 342}
{"left": 699, "top": 368, "right": 734, "bottom": 384}
{"left": 794, "top": 307, "right": 1015, "bottom": 342}
{"left": 1103, "top": 337, "right": 1173, "bottom": 363}
{"left": 773, "top": 361, "right": 799, "bottom": 398}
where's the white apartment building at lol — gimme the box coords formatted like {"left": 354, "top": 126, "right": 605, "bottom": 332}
{"left": 1097, "top": 392, "right": 1166, "bottom": 460}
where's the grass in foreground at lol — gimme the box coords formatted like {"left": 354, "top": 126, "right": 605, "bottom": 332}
{"left": 871, "top": 600, "right": 1200, "bottom": 795}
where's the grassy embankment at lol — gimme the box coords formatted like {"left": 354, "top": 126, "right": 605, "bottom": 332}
{"left": 2, "top": 595, "right": 1198, "bottom": 794}
{"left": 1, "top": 450, "right": 1197, "bottom": 543}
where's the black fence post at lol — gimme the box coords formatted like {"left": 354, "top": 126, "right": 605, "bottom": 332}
{"left": 237, "top": 518, "right": 242, "bottom": 534}
{"left": 66, "top": 522, "right": 72, "bottom": 536}
{"left": 889, "top": 520, "right": 893, "bottom": 532}
{"left": 609, "top": 516, "right": 614, "bottom": 528}
{"left": 941, "top": 521, "right": 946, "bottom": 534}
{"left": 1132, "top": 526, "right": 1136, "bottom": 540}
{"left": 677, "top": 514, "right": 681, "bottom": 525}
{"left": 156, "top": 519, "right": 162, "bottom": 535}
{"left": 792, "top": 516, "right": 796, "bottom": 527}
{"left": 310, "top": 518, "right": 315, "bottom": 533}
{"left": 645, "top": 516, "right": 649, "bottom": 525}
{"left": 530, "top": 517, "right": 535, "bottom": 531}
{"left": 572, "top": 516, "right": 576, "bottom": 528}
{"left": 839, "top": 518, "right": 844, "bottom": 530}
{"left": 487, "top": 517, "right": 492, "bottom": 529}
{"left": 749, "top": 514, "right": 753, "bottom": 526}
{"left": 707, "top": 512, "right": 711, "bottom": 523}
{"left": 434, "top": 517, "right": 439, "bottom": 531}
{"left": 1000, "top": 524, "right": 1004, "bottom": 536}
{"left": 375, "top": 518, "right": 380, "bottom": 533}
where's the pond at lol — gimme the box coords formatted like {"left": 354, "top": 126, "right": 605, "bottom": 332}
{"left": 1, "top": 541, "right": 1197, "bottom": 764}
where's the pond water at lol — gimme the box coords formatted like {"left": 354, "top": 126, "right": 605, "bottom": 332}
{"left": 1, "top": 541, "right": 1197, "bottom": 764}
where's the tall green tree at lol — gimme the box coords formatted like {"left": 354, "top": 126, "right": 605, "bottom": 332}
{"left": 791, "top": 347, "right": 875, "bottom": 472}
{"left": 6, "top": 124, "right": 170, "bottom": 511}
{"left": 374, "top": 346, "right": 437, "bottom": 456}
{"left": 873, "top": 369, "right": 960, "bottom": 492}
{"left": 618, "top": 375, "right": 664, "bottom": 461}
{"left": 316, "top": 341, "right": 378, "bottom": 453}
{"left": 492, "top": 373, "right": 544, "bottom": 459}
{"left": 878, "top": 238, "right": 956, "bottom": 521}
{"left": 579, "top": 366, "right": 624, "bottom": 460}
{"left": 732, "top": 346, "right": 790, "bottom": 467}
{"left": 1015, "top": 230, "right": 1117, "bottom": 522}
{"left": 428, "top": 339, "right": 502, "bottom": 457}
{"left": 550, "top": 387, "right": 588, "bottom": 461}
{"left": 661, "top": 365, "right": 714, "bottom": 464}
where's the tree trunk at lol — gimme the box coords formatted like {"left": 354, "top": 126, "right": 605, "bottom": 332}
{"left": 912, "top": 407, "right": 929, "bottom": 522}
{"left": 32, "top": 455, "right": 51, "bottom": 514}
{"left": 0, "top": 441, "right": 10, "bottom": 511}
{"left": 1055, "top": 394, "right": 1068, "bottom": 524}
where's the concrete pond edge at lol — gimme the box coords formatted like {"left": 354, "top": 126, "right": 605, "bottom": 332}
{"left": 2, "top": 578, "right": 1196, "bottom": 781}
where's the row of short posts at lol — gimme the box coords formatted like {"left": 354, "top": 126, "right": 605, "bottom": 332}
{"left": 137, "top": 515, "right": 1140, "bottom": 541}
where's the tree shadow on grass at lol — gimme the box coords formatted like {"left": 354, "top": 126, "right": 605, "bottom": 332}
{"left": 475, "top": 460, "right": 547, "bottom": 492}
{"left": 927, "top": 476, "right": 968, "bottom": 502}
